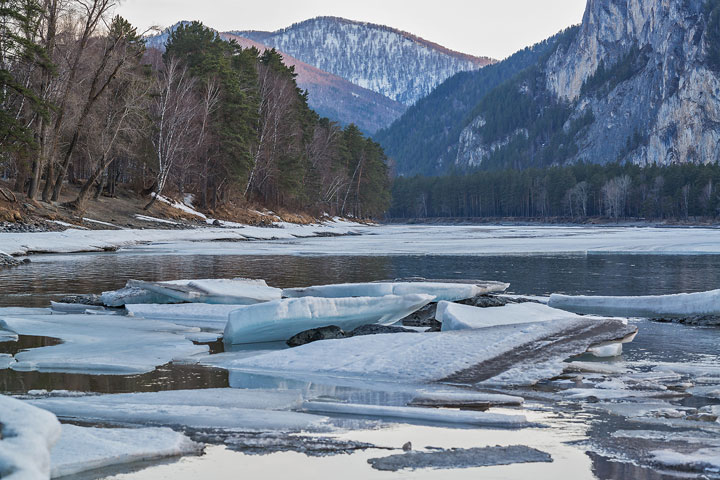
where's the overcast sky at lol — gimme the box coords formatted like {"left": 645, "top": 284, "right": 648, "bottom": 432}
{"left": 116, "top": 0, "right": 587, "bottom": 60}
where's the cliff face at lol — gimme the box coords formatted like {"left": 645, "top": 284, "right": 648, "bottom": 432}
{"left": 455, "top": 0, "right": 720, "bottom": 170}
{"left": 237, "top": 17, "right": 494, "bottom": 106}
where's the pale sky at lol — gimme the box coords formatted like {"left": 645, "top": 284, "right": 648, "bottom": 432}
{"left": 116, "top": 0, "right": 587, "bottom": 60}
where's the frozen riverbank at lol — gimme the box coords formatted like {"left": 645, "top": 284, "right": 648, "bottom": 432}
{"left": 3, "top": 224, "right": 720, "bottom": 259}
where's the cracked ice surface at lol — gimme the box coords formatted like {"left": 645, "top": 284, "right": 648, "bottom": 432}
{"left": 0, "top": 314, "right": 208, "bottom": 374}
{"left": 223, "top": 318, "right": 636, "bottom": 386}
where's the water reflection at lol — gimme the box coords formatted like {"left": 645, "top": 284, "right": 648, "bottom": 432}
{"left": 4, "top": 253, "right": 720, "bottom": 307}
{"left": 0, "top": 363, "right": 228, "bottom": 394}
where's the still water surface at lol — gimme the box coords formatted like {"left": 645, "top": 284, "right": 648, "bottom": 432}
{"left": 2, "top": 249, "right": 719, "bottom": 479}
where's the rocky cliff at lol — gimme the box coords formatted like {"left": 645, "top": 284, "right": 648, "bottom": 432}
{"left": 454, "top": 0, "right": 720, "bottom": 170}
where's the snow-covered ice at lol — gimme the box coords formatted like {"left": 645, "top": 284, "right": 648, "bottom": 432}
{"left": 30, "top": 389, "right": 328, "bottom": 432}
{"left": 50, "top": 424, "right": 201, "bottom": 478}
{"left": 283, "top": 281, "right": 507, "bottom": 301}
{"left": 222, "top": 317, "right": 637, "bottom": 386}
{"left": 224, "top": 294, "right": 434, "bottom": 345}
{"left": 128, "top": 278, "right": 281, "bottom": 305}
{"left": 650, "top": 448, "right": 720, "bottom": 472}
{"left": 548, "top": 289, "right": 720, "bottom": 317}
{"left": 301, "top": 401, "right": 528, "bottom": 427}
{"left": 0, "top": 314, "right": 208, "bottom": 374}
{"left": 437, "top": 301, "right": 585, "bottom": 332}
{"left": 0, "top": 394, "right": 61, "bottom": 479}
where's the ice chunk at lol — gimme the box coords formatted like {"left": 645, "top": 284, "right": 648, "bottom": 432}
{"left": 650, "top": 448, "right": 720, "bottom": 472}
{"left": 228, "top": 317, "right": 637, "bottom": 386}
{"left": 50, "top": 301, "right": 105, "bottom": 313}
{"left": 301, "top": 401, "right": 528, "bottom": 427}
{"left": 564, "top": 362, "right": 627, "bottom": 375}
{"left": 437, "top": 301, "right": 584, "bottom": 332}
{"left": 128, "top": 278, "right": 281, "bottom": 305}
{"left": 0, "top": 314, "right": 208, "bottom": 374}
{"left": 30, "top": 389, "right": 327, "bottom": 431}
{"left": 368, "top": 445, "right": 553, "bottom": 471}
{"left": 409, "top": 391, "right": 524, "bottom": 407}
{"left": 587, "top": 342, "right": 623, "bottom": 357}
{"left": 548, "top": 289, "right": 720, "bottom": 317}
{"left": 126, "top": 303, "right": 244, "bottom": 330}
{"left": 0, "top": 394, "right": 61, "bottom": 479}
{"left": 51, "top": 424, "right": 201, "bottom": 478}
{"left": 0, "top": 354, "right": 15, "bottom": 369}
{"left": 101, "top": 286, "right": 180, "bottom": 307}
{"left": 283, "top": 281, "right": 507, "bottom": 302}
{"left": 224, "top": 294, "right": 434, "bottom": 345}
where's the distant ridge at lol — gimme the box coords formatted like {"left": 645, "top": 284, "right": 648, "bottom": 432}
{"left": 236, "top": 16, "right": 494, "bottom": 105}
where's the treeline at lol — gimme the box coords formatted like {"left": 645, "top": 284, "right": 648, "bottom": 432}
{"left": 0, "top": 1, "right": 390, "bottom": 218}
{"left": 390, "top": 163, "right": 720, "bottom": 220}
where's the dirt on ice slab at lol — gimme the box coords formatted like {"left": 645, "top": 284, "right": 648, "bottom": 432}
{"left": 440, "top": 318, "right": 637, "bottom": 386}
{"left": 367, "top": 445, "right": 553, "bottom": 471}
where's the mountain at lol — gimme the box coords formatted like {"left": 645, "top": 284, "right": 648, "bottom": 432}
{"left": 455, "top": 0, "right": 720, "bottom": 170}
{"left": 374, "top": 33, "right": 565, "bottom": 176}
{"left": 235, "top": 17, "right": 494, "bottom": 106}
{"left": 145, "top": 24, "right": 405, "bottom": 134}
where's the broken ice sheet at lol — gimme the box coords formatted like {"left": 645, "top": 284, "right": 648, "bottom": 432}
{"left": 650, "top": 448, "right": 720, "bottom": 472}
{"left": 29, "top": 388, "right": 330, "bottom": 432}
{"left": 128, "top": 278, "right": 281, "bottom": 305}
{"left": 367, "top": 445, "right": 552, "bottom": 471}
{"left": 0, "top": 314, "right": 208, "bottom": 374}
{"left": 302, "top": 401, "right": 529, "bottom": 427}
{"left": 282, "top": 281, "right": 508, "bottom": 302}
{"left": 126, "top": 303, "right": 242, "bottom": 330}
{"left": 51, "top": 424, "right": 201, "bottom": 478}
{"left": 549, "top": 289, "right": 720, "bottom": 317}
{"left": 227, "top": 317, "right": 636, "bottom": 387}
{"left": 224, "top": 294, "right": 434, "bottom": 345}
{"left": 0, "top": 394, "right": 61, "bottom": 479}
{"left": 437, "top": 301, "right": 596, "bottom": 332}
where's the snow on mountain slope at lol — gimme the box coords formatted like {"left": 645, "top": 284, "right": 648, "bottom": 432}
{"left": 220, "top": 33, "right": 405, "bottom": 134}
{"left": 236, "top": 16, "right": 494, "bottom": 106}
{"left": 145, "top": 24, "right": 405, "bottom": 134}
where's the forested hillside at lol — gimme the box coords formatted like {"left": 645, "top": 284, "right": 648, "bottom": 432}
{"left": 0, "top": 3, "right": 390, "bottom": 219}
{"left": 374, "top": 32, "right": 567, "bottom": 176}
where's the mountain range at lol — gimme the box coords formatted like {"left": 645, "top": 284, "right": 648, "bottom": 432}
{"left": 381, "top": 0, "right": 720, "bottom": 176}
{"left": 146, "top": 17, "right": 492, "bottom": 134}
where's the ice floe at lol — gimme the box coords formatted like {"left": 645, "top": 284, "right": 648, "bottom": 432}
{"left": 650, "top": 448, "right": 720, "bottom": 472}
{"left": 0, "top": 394, "right": 61, "bottom": 479}
{"left": 30, "top": 389, "right": 328, "bottom": 432}
{"left": 129, "top": 278, "right": 281, "bottom": 305}
{"left": 125, "top": 303, "right": 243, "bottom": 330}
{"left": 224, "top": 294, "right": 434, "bottom": 345}
{"left": 50, "top": 424, "right": 201, "bottom": 478}
{"left": 437, "top": 301, "right": 585, "bottom": 332}
{"left": 548, "top": 289, "right": 720, "bottom": 317}
{"left": 0, "top": 314, "right": 207, "bottom": 374}
{"left": 282, "top": 281, "right": 507, "bottom": 302}
{"left": 225, "top": 317, "right": 636, "bottom": 386}
{"left": 408, "top": 390, "right": 524, "bottom": 407}
{"left": 301, "top": 401, "right": 528, "bottom": 427}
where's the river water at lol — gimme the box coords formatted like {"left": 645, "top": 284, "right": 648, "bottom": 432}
{"left": 1, "top": 234, "right": 719, "bottom": 479}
